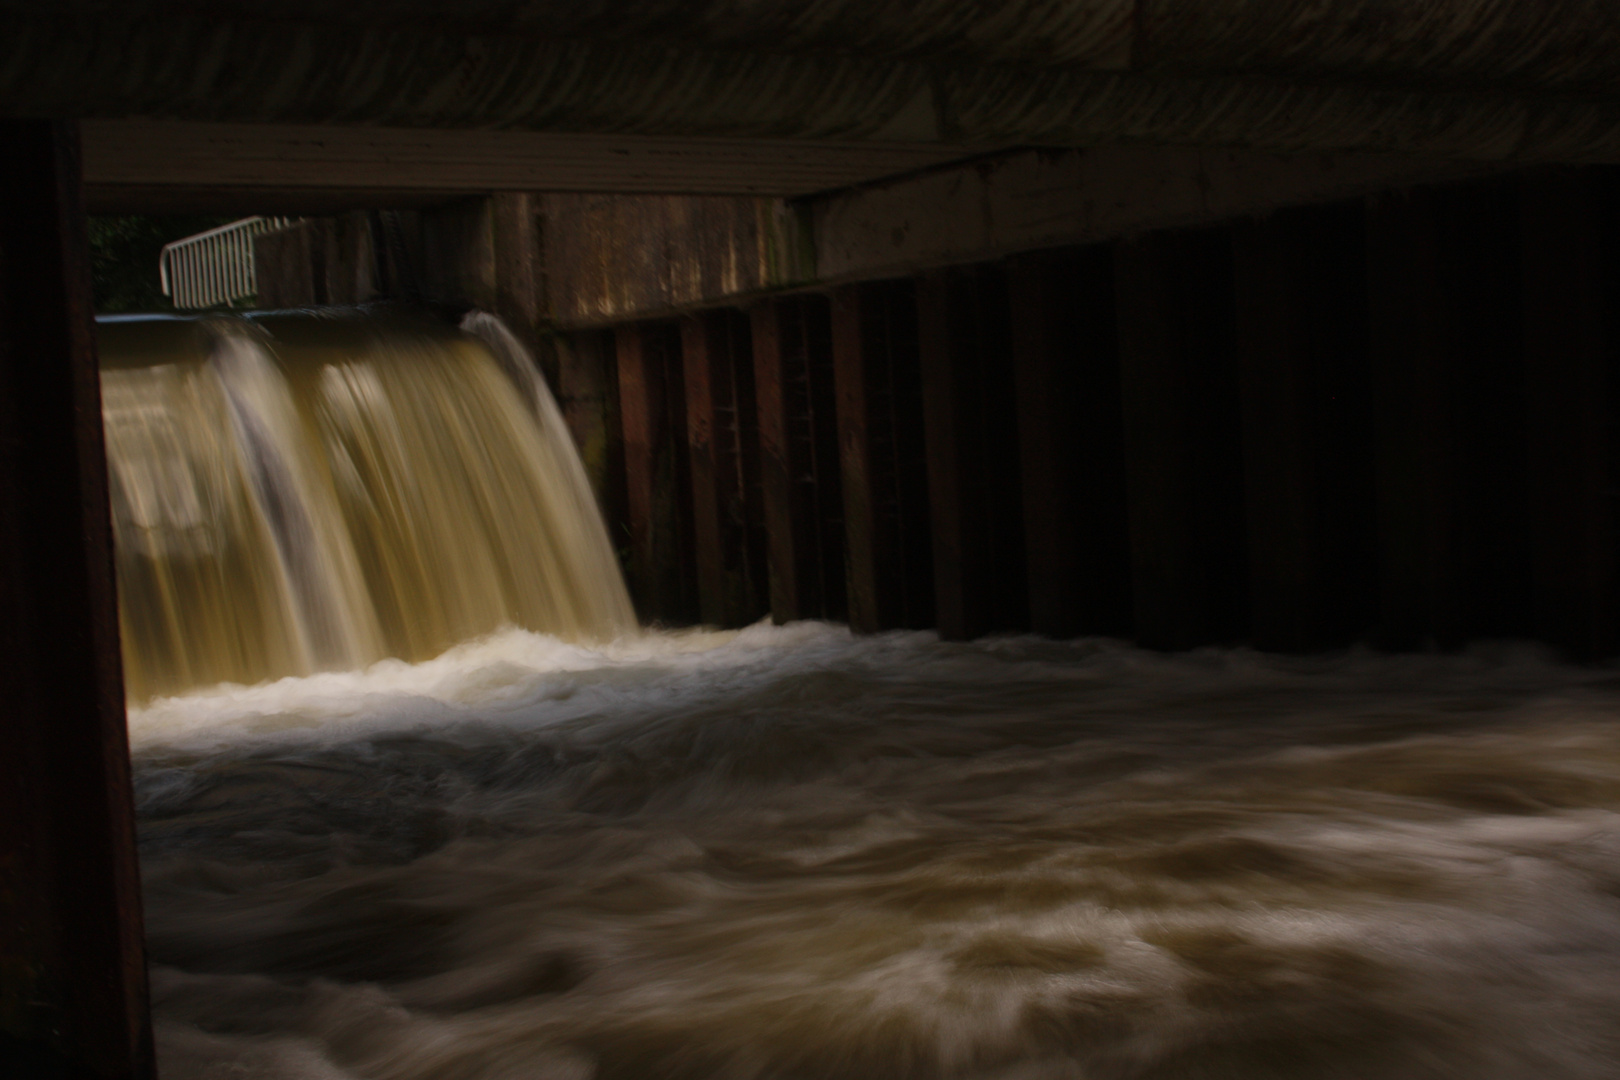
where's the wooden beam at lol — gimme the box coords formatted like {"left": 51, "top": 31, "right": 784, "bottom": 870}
{"left": 1367, "top": 183, "right": 1531, "bottom": 650}
{"left": 489, "top": 193, "right": 552, "bottom": 385}
{"left": 0, "top": 120, "right": 154, "bottom": 1079}
{"left": 615, "top": 322, "right": 697, "bottom": 624}
{"left": 80, "top": 120, "right": 978, "bottom": 206}
{"left": 831, "top": 281, "right": 934, "bottom": 632}
{"left": 1115, "top": 229, "right": 1248, "bottom": 650}
{"left": 751, "top": 296, "right": 846, "bottom": 623}
{"left": 916, "top": 265, "right": 1028, "bottom": 641}
{"left": 1522, "top": 169, "right": 1616, "bottom": 658}
{"left": 559, "top": 330, "right": 629, "bottom": 556}
{"left": 1232, "top": 203, "right": 1377, "bottom": 652}
{"left": 682, "top": 311, "right": 767, "bottom": 627}
{"left": 1007, "top": 248, "right": 1130, "bottom": 639}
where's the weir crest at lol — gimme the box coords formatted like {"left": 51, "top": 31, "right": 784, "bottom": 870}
{"left": 99, "top": 310, "right": 637, "bottom": 703}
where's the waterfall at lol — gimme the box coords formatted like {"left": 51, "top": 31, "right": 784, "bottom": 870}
{"left": 99, "top": 310, "right": 636, "bottom": 702}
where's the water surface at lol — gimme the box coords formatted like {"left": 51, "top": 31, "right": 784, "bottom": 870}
{"left": 137, "top": 624, "right": 1620, "bottom": 1079}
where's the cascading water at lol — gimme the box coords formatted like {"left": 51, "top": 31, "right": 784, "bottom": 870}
{"left": 103, "top": 312, "right": 1620, "bottom": 1080}
{"left": 98, "top": 310, "right": 635, "bottom": 702}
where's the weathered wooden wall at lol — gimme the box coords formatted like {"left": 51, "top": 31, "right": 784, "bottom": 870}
{"left": 588, "top": 165, "right": 1620, "bottom": 664}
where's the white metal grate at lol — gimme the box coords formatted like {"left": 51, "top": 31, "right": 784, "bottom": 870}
{"left": 159, "top": 217, "right": 297, "bottom": 310}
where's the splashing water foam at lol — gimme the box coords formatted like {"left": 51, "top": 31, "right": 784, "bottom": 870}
{"left": 134, "top": 624, "right": 1620, "bottom": 1080}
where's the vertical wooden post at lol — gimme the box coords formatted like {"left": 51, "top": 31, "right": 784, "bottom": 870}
{"left": 1367, "top": 189, "right": 1464, "bottom": 650}
{"left": 831, "top": 286, "right": 880, "bottom": 632}
{"left": 489, "top": 193, "right": 554, "bottom": 387}
{"left": 0, "top": 120, "right": 154, "bottom": 1078}
{"left": 916, "top": 265, "right": 1027, "bottom": 641}
{"left": 1007, "top": 248, "right": 1130, "bottom": 639}
{"left": 752, "top": 299, "right": 800, "bottom": 622}
{"left": 1115, "top": 229, "right": 1247, "bottom": 650}
{"left": 831, "top": 281, "right": 933, "bottom": 633}
{"left": 1233, "top": 204, "right": 1376, "bottom": 652}
{"left": 557, "top": 329, "right": 626, "bottom": 538}
{"left": 751, "top": 296, "right": 845, "bottom": 623}
{"left": 682, "top": 311, "right": 765, "bottom": 627}
{"left": 616, "top": 322, "right": 696, "bottom": 624}
{"left": 1522, "top": 168, "right": 1615, "bottom": 658}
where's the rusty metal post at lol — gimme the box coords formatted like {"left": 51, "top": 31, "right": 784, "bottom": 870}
{"left": 1232, "top": 203, "right": 1377, "bottom": 652}
{"left": 682, "top": 310, "right": 766, "bottom": 628}
{"left": 751, "top": 296, "right": 845, "bottom": 624}
{"left": 616, "top": 322, "right": 697, "bottom": 624}
{"left": 1115, "top": 229, "right": 1248, "bottom": 650}
{"left": 916, "top": 265, "right": 1028, "bottom": 641}
{"left": 0, "top": 120, "right": 154, "bottom": 1078}
{"left": 831, "top": 281, "right": 933, "bottom": 633}
{"left": 1521, "top": 169, "right": 1616, "bottom": 659}
{"left": 1007, "top": 248, "right": 1130, "bottom": 640}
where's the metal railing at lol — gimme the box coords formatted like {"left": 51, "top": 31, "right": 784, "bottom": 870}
{"left": 159, "top": 217, "right": 297, "bottom": 310}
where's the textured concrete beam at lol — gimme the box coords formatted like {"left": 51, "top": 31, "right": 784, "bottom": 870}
{"left": 13, "top": 13, "right": 1620, "bottom": 163}
{"left": 16, "top": 2, "right": 1620, "bottom": 96}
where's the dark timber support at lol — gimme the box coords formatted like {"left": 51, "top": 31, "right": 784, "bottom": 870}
{"left": 616, "top": 321, "right": 698, "bottom": 624}
{"left": 558, "top": 329, "right": 627, "bottom": 547}
{"left": 1367, "top": 184, "right": 1529, "bottom": 650}
{"left": 751, "top": 296, "right": 846, "bottom": 623}
{"left": 830, "top": 281, "right": 933, "bottom": 633}
{"left": 1233, "top": 204, "right": 1376, "bottom": 652}
{"left": 1367, "top": 190, "right": 1459, "bottom": 649}
{"left": 1115, "top": 229, "right": 1247, "bottom": 650}
{"left": 0, "top": 121, "right": 154, "bottom": 1078}
{"left": 682, "top": 310, "right": 767, "bottom": 627}
{"left": 1521, "top": 169, "right": 1616, "bottom": 659}
{"left": 1007, "top": 248, "right": 1130, "bottom": 639}
{"left": 489, "top": 193, "right": 553, "bottom": 386}
{"left": 916, "top": 265, "right": 1028, "bottom": 640}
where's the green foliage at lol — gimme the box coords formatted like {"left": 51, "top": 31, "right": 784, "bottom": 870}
{"left": 88, "top": 215, "right": 237, "bottom": 313}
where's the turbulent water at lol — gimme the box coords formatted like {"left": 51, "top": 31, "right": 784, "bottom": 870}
{"left": 134, "top": 624, "right": 1620, "bottom": 1080}
{"left": 98, "top": 310, "right": 634, "bottom": 702}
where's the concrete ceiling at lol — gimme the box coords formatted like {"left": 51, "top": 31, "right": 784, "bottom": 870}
{"left": 12, "top": 2, "right": 1620, "bottom": 211}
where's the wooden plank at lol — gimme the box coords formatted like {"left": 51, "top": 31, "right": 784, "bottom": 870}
{"left": 1522, "top": 168, "right": 1616, "bottom": 658}
{"left": 682, "top": 311, "right": 766, "bottom": 627}
{"left": 1366, "top": 189, "right": 1468, "bottom": 650}
{"left": 832, "top": 281, "right": 934, "bottom": 633}
{"left": 615, "top": 322, "right": 697, "bottom": 624}
{"left": 0, "top": 120, "right": 155, "bottom": 1079}
{"left": 80, "top": 119, "right": 982, "bottom": 201}
{"left": 1232, "top": 203, "right": 1376, "bottom": 652}
{"left": 751, "top": 297, "right": 846, "bottom": 624}
{"left": 1367, "top": 189, "right": 1462, "bottom": 649}
{"left": 916, "top": 265, "right": 1027, "bottom": 640}
{"left": 489, "top": 193, "right": 553, "bottom": 385}
{"left": 558, "top": 329, "right": 627, "bottom": 536}
{"left": 751, "top": 300, "right": 801, "bottom": 622}
{"left": 1008, "top": 247, "right": 1130, "bottom": 639}
{"left": 1115, "top": 229, "right": 1247, "bottom": 650}
{"left": 831, "top": 285, "right": 881, "bottom": 633}
{"left": 616, "top": 324, "right": 660, "bottom": 617}
{"left": 682, "top": 313, "right": 726, "bottom": 626}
